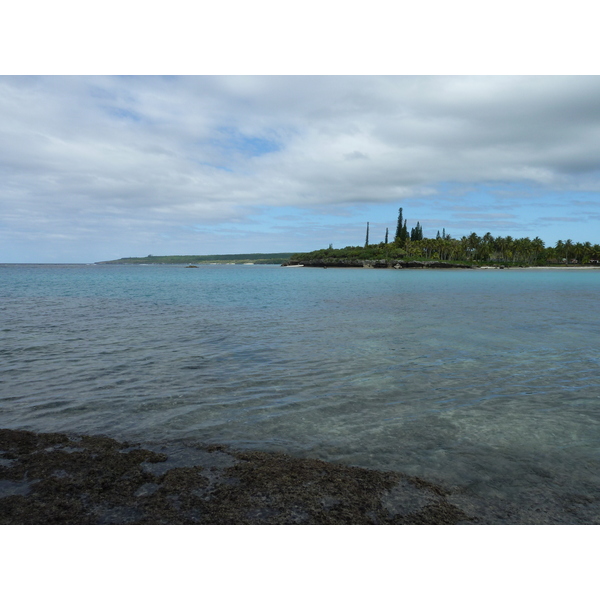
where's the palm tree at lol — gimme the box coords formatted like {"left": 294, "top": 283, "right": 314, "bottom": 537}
{"left": 465, "top": 232, "right": 481, "bottom": 260}
{"left": 516, "top": 237, "right": 532, "bottom": 264}
{"left": 504, "top": 236, "right": 514, "bottom": 263}
{"left": 564, "top": 239, "right": 573, "bottom": 264}
{"left": 572, "top": 242, "right": 583, "bottom": 264}
{"left": 531, "top": 237, "right": 545, "bottom": 264}
{"left": 404, "top": 239, "right": 416, "bottom": 258}
{"left": 555, "top": 240, "right": 565, "bottom": 263}
{"left": 492, "top": 236, "right": 504, "bottom": 262}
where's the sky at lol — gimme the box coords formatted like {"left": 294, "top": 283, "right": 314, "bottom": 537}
{"left": 2, "top": 75, "right": 600, "bottom": 262}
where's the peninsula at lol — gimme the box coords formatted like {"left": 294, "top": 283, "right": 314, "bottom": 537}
{"left": 97, "top": 253, "right": 296, "bottom": 265}
{"left": 283, "top": 207, "right": 600, "bottom": 268}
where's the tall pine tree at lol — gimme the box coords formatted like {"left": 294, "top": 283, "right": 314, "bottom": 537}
{"left": 394, "top": 208, "right": 403, "bottom": 243}
{"left": 411, "top": 221, "right": 423, "bottom": 241}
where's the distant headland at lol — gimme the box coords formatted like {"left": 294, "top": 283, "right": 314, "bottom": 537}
{"left": 96, "top": 253, "right": 296, "bottom": 265}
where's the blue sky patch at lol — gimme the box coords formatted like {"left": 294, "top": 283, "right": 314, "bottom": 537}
{"left": 105, "top": 106, "right": 143, "bottom": 123}
{"left": 213, "top": 127, "right": 281, "bottom": 158}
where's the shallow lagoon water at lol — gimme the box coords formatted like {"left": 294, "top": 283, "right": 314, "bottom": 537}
{"left": 1, "top": 263, "right": 600, "bottom": 523}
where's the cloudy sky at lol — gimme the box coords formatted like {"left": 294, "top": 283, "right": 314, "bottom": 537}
{"left": 2, "top": 75, "right": 600, "bottom": 262}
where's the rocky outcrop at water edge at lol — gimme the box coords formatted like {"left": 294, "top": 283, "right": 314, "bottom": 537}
{"left": 282, "top": 259, "right": 475, "bottom": 269}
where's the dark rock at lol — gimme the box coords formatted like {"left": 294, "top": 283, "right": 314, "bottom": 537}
{"left": 0, "top": 429, "right": 473, "bottom": 525}
{"left": 282, "top": 259, "right": 474, "bottom": 269}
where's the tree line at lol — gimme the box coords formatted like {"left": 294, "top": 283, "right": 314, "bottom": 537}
{"left": 297, "top": 208, "right": 600, "bottom": 265}
{"left": 396, "top": 233, "right": 600, "bottom": 265}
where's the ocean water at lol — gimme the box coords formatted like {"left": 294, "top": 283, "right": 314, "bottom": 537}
{"left": 2, "top": 263, "right": 600, "bottom": 523}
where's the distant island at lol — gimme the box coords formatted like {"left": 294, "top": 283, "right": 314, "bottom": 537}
{"left": 283, "top": 207, "right": 600, "bottom": 268}
{"left": 97, "top": 253, "right": 296, "bottom": 265}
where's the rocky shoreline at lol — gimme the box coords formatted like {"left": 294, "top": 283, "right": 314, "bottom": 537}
{"left": 282, "top": 259, "right": 600, "bottom": 269}
{"left": 0, "top": 428, "right": 474, "bottom": 525}
{"left": 282, "top": 259, "right": 475, "bottom": 268}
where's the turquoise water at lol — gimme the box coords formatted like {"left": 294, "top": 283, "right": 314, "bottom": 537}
{"left": 2, "top": 263, "right": 600, "bottom": 523}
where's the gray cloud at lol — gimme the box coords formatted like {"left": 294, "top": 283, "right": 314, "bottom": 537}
{"left": 344, "top": 151, "right": 369, "bottom": 160}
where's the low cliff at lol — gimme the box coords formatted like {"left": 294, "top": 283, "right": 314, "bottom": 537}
{"left": 282, "top": 258, "right": 475, "bottom": 269}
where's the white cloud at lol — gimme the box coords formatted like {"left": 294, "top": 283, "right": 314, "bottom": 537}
{"left": 1, "top": 75, "right": 600, "bottom": 261}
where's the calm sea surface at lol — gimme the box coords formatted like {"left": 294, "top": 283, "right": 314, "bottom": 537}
{"left": 2, "top": 263, "right": 600, "bottom": 523}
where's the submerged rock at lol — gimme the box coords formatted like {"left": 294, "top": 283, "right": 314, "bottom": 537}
{"left": 0, "top": 429, "right": 473, "bottom": 525}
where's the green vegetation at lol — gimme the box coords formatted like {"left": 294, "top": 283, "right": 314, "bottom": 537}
{"left": 291, "top": 208, "right": 600, "bottom": 267}
{"left": 98, "top": 253, "right": 296, "bottom": 265}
